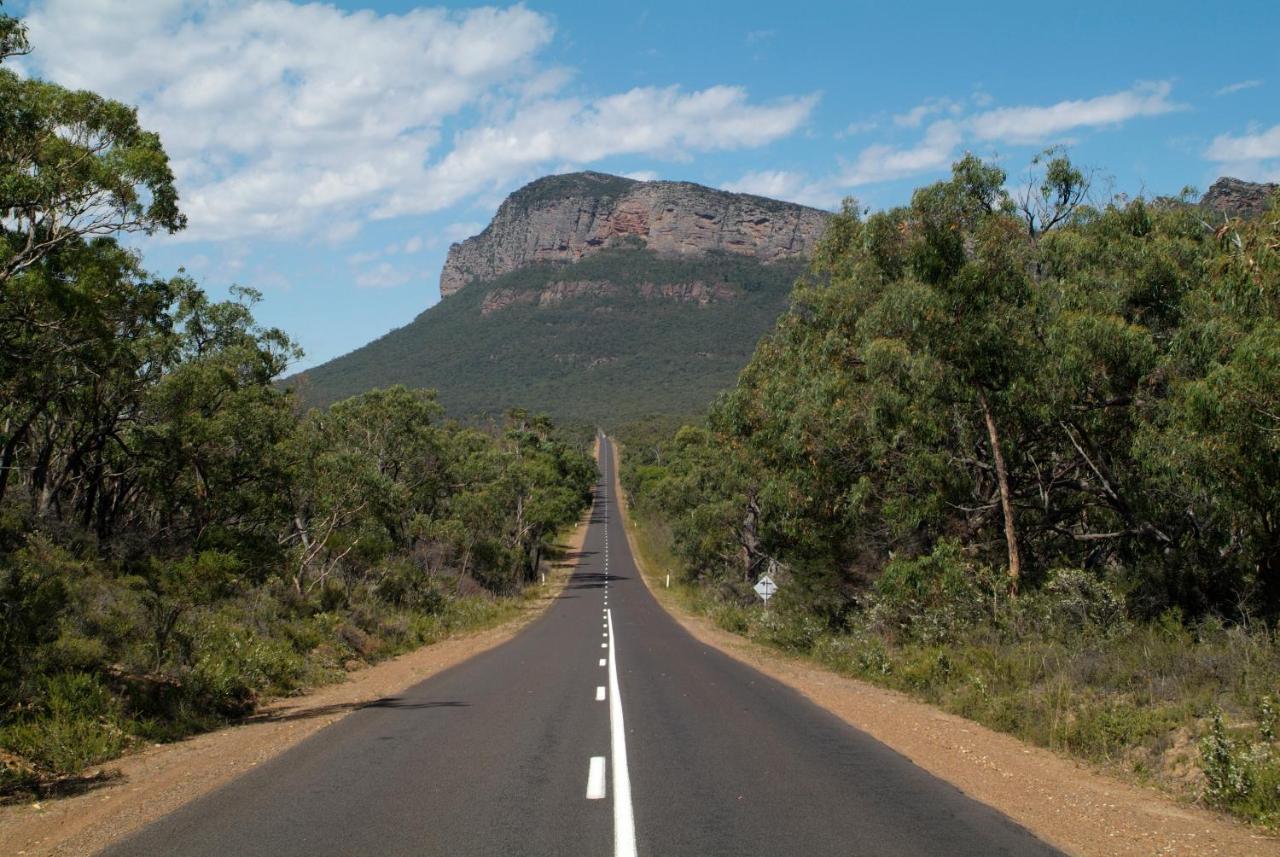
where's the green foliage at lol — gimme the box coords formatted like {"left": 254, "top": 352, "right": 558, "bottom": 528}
{"left": 0, "top": 3, "right": 28, "bottom": 63}
{"left": 0, "top": 60, "right": 185, "bottom": 283}
{"left": 869, "top": 541, "right": 999, "bottom": 644}
{"left": 624, "top": 154, "right": 1280, "bottom": 826}
{"left": 631, "top": 154, "right": 1280, "bottom": 622}
{"left": 0, "top": 673, "right": 130, "bottom": 789}
{"left": 506, "top": 171, "right": 638, "bottom": 212}
{"left": 290, "top": 248, "right": 804, "bottom": 426}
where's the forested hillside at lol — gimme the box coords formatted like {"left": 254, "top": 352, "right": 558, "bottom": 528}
{"left": 291, "top": 248, "right": 804, "bottom": 425}
{"left": 622, "top": 155, "right": 1280, "bottom": 824}
{"left": 0, "top": 13, "right": 594, "bottom": 797}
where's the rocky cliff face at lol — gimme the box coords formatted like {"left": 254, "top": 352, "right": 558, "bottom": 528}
{"left": 1200, "top": 177, "right": 1278, "bottom": 220}
{"left": 440, "top": 171, "right": 830, "bottom": 298}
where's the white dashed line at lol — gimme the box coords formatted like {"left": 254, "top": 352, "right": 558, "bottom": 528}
{"left": 599, "top": 658, "right": 606, "bottom": 667}
{"left": 586, "top": 756, "right": 606, "bottom": 800}
{"left": 596, "top": 685, "right": 606, "bottom": 701}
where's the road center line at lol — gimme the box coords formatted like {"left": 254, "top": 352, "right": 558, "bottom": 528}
{"left": 586, "top": 756, "right": 606, "bottom": 800}
{"left": 596, "top": 685, "right": 606, "bottom": 701}
{"left": 606, "top": 608, "right": 638, "bottom": 857}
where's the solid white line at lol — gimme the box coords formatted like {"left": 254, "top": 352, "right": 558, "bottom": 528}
{"left": 586, "top": 755, "right": 606, "bottom": 800}
{"left": 607, "top": 608, "right": 638, "bottom": 857}
{"left": 596, "top": 685, "right": 606, "bottom": 701}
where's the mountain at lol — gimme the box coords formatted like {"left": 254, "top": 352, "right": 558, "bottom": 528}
{"left": 440, "top": 171, "right": 829, "bottom": 296}
{"left": 1200, "top": 176, "right": 1278, "bottom": 220}
{"left": 288, "top": 172, "right": 830, "bottom": 425}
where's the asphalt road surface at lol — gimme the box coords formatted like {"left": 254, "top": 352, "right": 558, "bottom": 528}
{"left": 104, "top": 435, "right": 1063, "bottom": 857}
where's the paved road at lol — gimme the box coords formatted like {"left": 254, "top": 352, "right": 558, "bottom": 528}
{"left": 104, "top": 435, "right": 1062, "bottom": 857}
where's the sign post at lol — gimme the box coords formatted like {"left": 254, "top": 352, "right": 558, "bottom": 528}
{"left": 753, "top": 573, "right": 778, "bottom": 611}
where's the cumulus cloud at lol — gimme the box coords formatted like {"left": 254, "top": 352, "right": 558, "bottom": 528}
{"left": 1206, "top": 124, "right": 1280, "bottom": 162}
{"left": 836, "top": 120, "right": 964, "bottom": 187}
{"left": 20, "top": 1, "right": 815, "bottom": 241}
{"left": 1205, "top": 123, "right": 1280, "bottom": 183}
{"left": 969, "top": 81, "right": 1180, "bottom": 145}
{"left": 377, "top": 86, "right": 818, "bottom": 217}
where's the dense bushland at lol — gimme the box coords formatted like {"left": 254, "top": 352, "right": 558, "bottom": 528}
{"left": 622, "top": 155, "right": 1280, "bottom": 823}
{"left": 0, "top": 10, "right": 594, "bottom": 796}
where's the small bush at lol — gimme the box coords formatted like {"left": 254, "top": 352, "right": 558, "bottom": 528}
{"left": 185, "top": 614, "right": 307, "bottom": 715}
{"left": 869, "top": 541, "right": 997, "bottom": 644}
{"left": 1038, "top": 567, "right": 1128, "bottom": 634}
{"left": 0, "top": 673, "right": 131, "bottom": 784}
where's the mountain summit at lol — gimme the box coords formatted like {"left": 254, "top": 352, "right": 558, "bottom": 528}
{"left": 290, "top": 172, "right": 831, "bottom": 424}
{"left": 440, "top": 171, "right": 830, "bottom": 298}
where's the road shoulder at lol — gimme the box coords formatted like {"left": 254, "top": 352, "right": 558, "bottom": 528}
{"left": 609, "top": 441, "right": 1279, "bottom": 857}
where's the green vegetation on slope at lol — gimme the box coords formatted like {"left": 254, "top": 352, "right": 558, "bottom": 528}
{"left": 0, "top": 12, "right": 594, "bottom": 798}
{"left": 620, "top": 154, "right": 1280, "bottom": 825}
{"left": 290, "top": 247, "right": 804, "bottom": 426}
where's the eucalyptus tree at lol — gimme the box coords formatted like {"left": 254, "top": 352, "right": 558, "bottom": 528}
{"left": 0, "top": 31, "right": 184, "bottom": 285}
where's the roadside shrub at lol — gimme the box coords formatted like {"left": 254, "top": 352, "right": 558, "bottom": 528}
{"left": 376, "top": 558, "right": 449, "bottom": 613}
{"left": 749, "top": 606, "right": 827, "bottom": 652}
{"left": 708, "top": 601, "right": 749, "bottom": 634}
{"left": 185, "top": 614, "right": 307, "bottom": 715}
{"left": 0, "top": 536, "right": 76, "bottom": 705}
{"left": 869, "top": 541, "right": 996, "bottom": 643}
{"left": 1038, "top": 567, "right": 1128, "bottom": 634}
{"left": 0, "top": 673, "right": 130, "bottom": 780}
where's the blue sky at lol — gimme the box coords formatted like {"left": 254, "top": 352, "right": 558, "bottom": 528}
{"left": 12, "top": 0, "right": 1280, "bottom": 369}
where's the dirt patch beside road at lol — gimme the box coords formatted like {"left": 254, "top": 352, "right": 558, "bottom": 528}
{"left": 609, "top": 441, "right": 1279, "bottom": 857}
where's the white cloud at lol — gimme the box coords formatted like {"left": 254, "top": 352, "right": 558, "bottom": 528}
{"left": 355, "top": 262, "right": 415, "bottom": 290}
{"left": 425, "top": 221, "right": 487, "bottom": 249}
{"left": 346, "top": 250, "right": 380, "bottom": 266}
{"left": 837, "top": 118, "right": 881, "bottom": 138}
{"left": 324, "top": 220, "right": 361, "bottom": 245}
{"left": 721, "top": 170, "right": 838, "bottom": 209}
{"left": 622, "top": 170, "right": 659, "bottom": 181}
{"left": 402, "top": 236, "right": 424, "bottom": 254}
{"left": 1216, "top": 79, "right": 1263, "bottom": 97}
{"left": 893, "top": 98, "right": 961, "bottom": 128}
{"left": 748, "top": 80, "right": 1181, "bottom": 207}
{"left": 969, "top": 81, "right": 1180, "bottom": 145}
{"left": 377, "top": 86, "right": 818, "bottom": 218}
{"left": 837, "top": 120, "right": 963, "bottom": 186}
{"left": 20, "top": 1, "right": 815, "bottom": 242}
{"left": 1205, "top": 123, "right": 1280, "bottom": 183}
{"left": 1206, "top": 124, "right": 1280, "bottom": 162}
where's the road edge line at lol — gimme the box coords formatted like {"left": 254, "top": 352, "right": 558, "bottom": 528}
{"left": 606, "top": 606, "right": 637, "bottom": 857}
